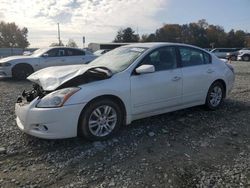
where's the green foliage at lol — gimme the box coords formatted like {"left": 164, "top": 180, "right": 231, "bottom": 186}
{"left": 114, "top": 27, "right": 139, "bottom": 42}
{"left": 0, "top": 21, "right": 29, "bottom": 48}
{"left": 140, "top": 19, "right": 250, "bottom": 48}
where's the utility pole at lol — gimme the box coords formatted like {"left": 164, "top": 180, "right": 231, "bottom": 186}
{"left": 57, "top": 23, "right": 61, "bottom": 46}
{"left": 82, "top": 36, "right": 85, "bottom": 49}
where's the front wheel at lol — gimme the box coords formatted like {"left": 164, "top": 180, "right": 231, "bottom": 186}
{"left": 243, "top": 55, "right": 250, "bottom": 61}
{"left": 205, "top": 82, "right": 225, "bottom": 110}
{"left": 12, "top": 64, "right": 34, "bottom": 80}
{"left": 79, "top": 99, "right": 123, "bottom": 141}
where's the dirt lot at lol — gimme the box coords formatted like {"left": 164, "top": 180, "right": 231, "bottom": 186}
{"left": 0, "top": 61, "right": 250, "bottom": 188}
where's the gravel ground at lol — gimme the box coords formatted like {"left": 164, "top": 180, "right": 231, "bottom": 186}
{"left": 0, "top": 61, "right": 250, "bottom": 188}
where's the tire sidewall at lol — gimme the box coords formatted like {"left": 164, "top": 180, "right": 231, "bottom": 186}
{"left": 79, "top": 99, "right": 123, "bottom": 141}
{"left": 243, "top": 55, "right": 250, "bottom": 61}
{"left": 205, "top": 82, "right": 225, "bottom": 110}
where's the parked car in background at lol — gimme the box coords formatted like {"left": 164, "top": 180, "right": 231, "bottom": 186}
{"left": 15, "top": 43, "right": 235, "bottom": 140}
{"left": 94, "top": 49, "right": 110, "bottom": 56}
{"left": 0, "top": 47, "right": 96, "bottom": 79}
{"left": 226, "top": 50, "right": 241, "bottom": 61}
{"left": 210, "top": 48, "right": 241, "bottom": 59}
{"left": 204, "top": 48, "right": 212, "bottom": 52}
{"left": 237, "top": 48, "right": 250, "bottom": 61}
{"left": 23, "top": 51, "right": 32, "bottom": 56}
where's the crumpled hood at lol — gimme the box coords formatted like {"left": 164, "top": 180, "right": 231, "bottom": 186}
{"left": 27, "top": 65, "right": 92, "bottom": 91}
{"left": 0, "top": 55, "right": 36, "bottom": 63}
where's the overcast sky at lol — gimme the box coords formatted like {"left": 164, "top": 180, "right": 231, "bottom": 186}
{"left": 0, "top": 0, "right": 249, "bottom": 48}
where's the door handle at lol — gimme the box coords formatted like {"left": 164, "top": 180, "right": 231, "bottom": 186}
{"left": 207, "top": 69, "right": 214, "bottom": 73}
{"left": 172, "top": 76, "right": 181, "bottom": 81}
{"left": 61, "top": 59, "right": 66, "bottom": 62}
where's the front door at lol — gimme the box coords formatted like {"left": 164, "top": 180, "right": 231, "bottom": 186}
{"left": 130, "top": 46, "right": 182, "bottom": 115}
{"left": 39, "top": 48, "right": 67, "bottom": 69}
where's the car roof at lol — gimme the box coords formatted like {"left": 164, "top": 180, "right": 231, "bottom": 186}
{"left": 48, "top": 47, "right": 83, "bottom": 51}
{"left": 124, "top": 42, "right": 205, "bottom": 51}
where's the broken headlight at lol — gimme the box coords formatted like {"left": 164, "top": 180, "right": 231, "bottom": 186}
{"left": 36, "top": 87, "right": 80, "bottom": 108}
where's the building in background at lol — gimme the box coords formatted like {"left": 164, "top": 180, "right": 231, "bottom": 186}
{"left": 0, "top": 48, "right": 38, "bottom": 58}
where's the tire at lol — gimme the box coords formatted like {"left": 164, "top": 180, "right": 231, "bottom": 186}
{"left": 12, "top": 64, "right": 34, "bottom": 80}
{"left": 242, "top": 55, "right": 250, "bottom": 61}
{"left": 79, "top": 99, "right": 123, "bottom": 141}
{"left": 205, "top": 82, "right": 225, "bottom": 110}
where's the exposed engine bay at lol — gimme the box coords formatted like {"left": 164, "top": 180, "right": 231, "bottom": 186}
{"left": 17, "top": 67, "right": 112, "bottom": 103}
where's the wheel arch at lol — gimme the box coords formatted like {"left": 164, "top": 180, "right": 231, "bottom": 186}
{"left": 243, "top": 54, "right": 250, "bottom": 60}
{"left": 12, "top": 63, "right": 34, "bottom": 73}
{"left": 77, "top": 94, "right": 127, "bottom": 136}
{"left": 211, "top": 79, "right": 227, "bottom": 98}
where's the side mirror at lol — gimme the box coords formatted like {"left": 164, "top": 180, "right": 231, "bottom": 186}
{"left": 42, "top": 53, "right": 49, "bottom": 57}
{"left": 135, "top": 65, "right": 155, "bottom": 74}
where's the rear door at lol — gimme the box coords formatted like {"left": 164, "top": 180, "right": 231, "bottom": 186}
{"left": 178, "top": 46, "right": 214, "bottom": 105}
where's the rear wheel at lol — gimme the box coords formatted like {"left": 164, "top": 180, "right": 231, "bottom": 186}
{"left": 79, "top": 99, "right": 123, "bottom": 141}
{"left": 205, "top": 82, "right": 225, "bottom": 110}
{"left": 12, "top": 64, "right": 34, "bottom": 80}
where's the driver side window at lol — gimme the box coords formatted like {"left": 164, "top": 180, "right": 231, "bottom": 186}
{"left": 140, "top": 47, "right": 177, "bottom": 71}
{"left": 46, "top": 49, "right": 59, "bottom": 57}
{"left": 46, "top": 49, "right": 65, "bottom": 57}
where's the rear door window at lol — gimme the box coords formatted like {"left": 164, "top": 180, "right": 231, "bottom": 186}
{"left": 66, "top": 49, "right": 85, "bottom": 56}
{"left": 179, "top": 47, "right": 211, "bottom": 67}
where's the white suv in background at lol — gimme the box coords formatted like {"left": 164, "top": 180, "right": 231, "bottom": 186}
{"left": 210, "top": 48, "right": 241, "bottom": 59}
{"left": 237, "top": 48, "right": 250, "bottom": 61}
{"left": 0, "top": 47, "right": 97, "bottom": 79}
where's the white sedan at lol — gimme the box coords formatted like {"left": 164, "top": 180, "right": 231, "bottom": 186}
{"left": 15, "top": 43, "right": 235, "bottom": 140}
{"left": 0, "top": 47, "right": 96, "bottom": 79}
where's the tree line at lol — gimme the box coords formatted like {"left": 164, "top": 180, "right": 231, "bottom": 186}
{"left": 0, "top": 21, "right": 29, "bottom": 48}
{"left": 114, "top": 19, "right": 250, "bottom": 48}
{"left": 1, "top": 19, "right": 250, "bottom": 49}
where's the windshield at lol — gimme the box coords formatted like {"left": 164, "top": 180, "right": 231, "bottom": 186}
{"left": 94, "top": 50, "right": 105, "bottom": 56}
{"left": 31, "top": 48, "right": 50, "bottom": 57}
{"left": 89, "top": 47, "right": 147, "bottom": 73}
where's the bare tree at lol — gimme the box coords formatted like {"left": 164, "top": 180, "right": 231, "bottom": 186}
{"left": 66, "top": 39, "right": 78, "bottom": 47}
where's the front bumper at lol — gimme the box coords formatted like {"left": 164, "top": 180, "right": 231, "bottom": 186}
{"left": 15, "top": 98, "right": 86, "bottom": 139}
{"left": 0, "top": 67, "right": 12, "bottom": 78}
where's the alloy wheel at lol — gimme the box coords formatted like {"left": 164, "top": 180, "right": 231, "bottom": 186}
{"left": 243, "top": 56, "right": 250, "bottom": 61}
{"left": 209, "top": 86, "right": 223, "bottom": 107}
{"left": 88, "top": 105, "right": 117, "bottom": 137}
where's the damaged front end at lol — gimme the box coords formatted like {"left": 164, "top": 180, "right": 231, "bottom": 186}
{"left": 57, "top": 66, "right": 112, "bottom": 89}
{"left": 17, "top": 66, "right": 113, "bottom": 104}
{"left": 17, "top": 84, "right": 48, "bottom": 104}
